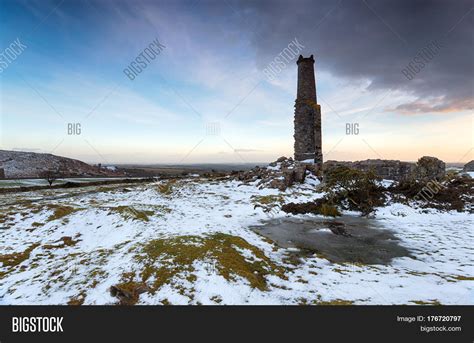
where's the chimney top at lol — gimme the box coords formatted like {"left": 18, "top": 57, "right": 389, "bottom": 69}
{"left": 297, "top": 54, "right": 314, "bottom": 64}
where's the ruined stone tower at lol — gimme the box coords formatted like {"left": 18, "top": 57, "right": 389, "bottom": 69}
{"left": 293, "top": 55, "right": 322, "bottom": 165}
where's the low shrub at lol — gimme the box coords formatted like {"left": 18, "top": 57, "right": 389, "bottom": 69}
{"left": 322, "top": 166, "right": 386, "bottom": 216}
{"left": 390, "top": 174, "right": 473, "bottom": 212}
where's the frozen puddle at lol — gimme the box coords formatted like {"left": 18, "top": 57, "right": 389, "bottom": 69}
{"left": 251, "top": 216, "right": 412, "bottom": 264}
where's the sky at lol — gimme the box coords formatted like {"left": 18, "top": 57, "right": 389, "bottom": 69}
{"left": 0, "top": 0, "right": 472, "bottom": 164}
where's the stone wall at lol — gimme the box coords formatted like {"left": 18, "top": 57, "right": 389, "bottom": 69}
{"left": 323, "top": 156, "right": 445, "bottom": 181}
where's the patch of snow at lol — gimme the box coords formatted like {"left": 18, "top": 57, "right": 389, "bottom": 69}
{"left": 266, "top": 163, "right": 281, "bottom": 171}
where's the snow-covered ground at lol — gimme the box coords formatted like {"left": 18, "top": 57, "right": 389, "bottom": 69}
{"left": 0, "top": 176, "right": 472, "bottom": 305}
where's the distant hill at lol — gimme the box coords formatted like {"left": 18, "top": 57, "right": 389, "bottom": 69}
{"left": 0, "top": 150, "right": 121, "bottom": 179}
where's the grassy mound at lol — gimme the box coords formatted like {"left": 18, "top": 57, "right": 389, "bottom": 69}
{"left": 111, "top": 233, "right": 284, "bottom": 304}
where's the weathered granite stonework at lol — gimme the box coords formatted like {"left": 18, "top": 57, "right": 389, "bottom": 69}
{"left": 323, "top": 159, "right": 415, "bottom": 181}
{"left": 323, "top": 156, "right": 446, "bottom": 181}
{"left": 294, "top": 55, "right": 322, "bottom": 166}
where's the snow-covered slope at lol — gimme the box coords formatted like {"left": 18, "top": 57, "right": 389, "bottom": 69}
{"left": 0, "top": 150, "right": 106, "bottom": 178}
{"left": 0, "top": 176, "right": 472, "bottom": 305}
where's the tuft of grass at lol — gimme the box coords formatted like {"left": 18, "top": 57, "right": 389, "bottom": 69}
{"left": 251, "top": 195, "right": 284, "bottom": 206}
{"left": 46, "top": 204, "right": 80, "bottom": 222}
{"left": 0, "top": 243, "right": 40, "bottom": 268}
{"left": 317, "top": 299, "right": 354, "bottom": 305}
{"left": 151, "top": 205, "right": 172, "bottom": 217}
{"left": 452, "top": 275, "right": 474, "bottom": 281}
{"left": 44, "top": 236, "right": 80, "bottom": 249}
{"left": 109, "top": 206, "right": 154, "bottom": 222}
{"left": 67, "top": 292, "right": 86, "bottom": 306}
{"left": 251, "top": 194, "right": 285, "bottom": 213}
{"left": 410, "top": 300, "right": 441, "bottom": 305}
{"left": 110, "top": 272, "right": 148, "bottom": 305}
{"left": 157, "top": 180, "right": 175, "bottom": 195}
{"left": 319, "top": 203, "right": 341, "bottom": 217}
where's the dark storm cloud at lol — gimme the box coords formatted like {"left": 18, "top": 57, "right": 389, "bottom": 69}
{"left": 235, "top": 0, "right": 474, "bottom": 113}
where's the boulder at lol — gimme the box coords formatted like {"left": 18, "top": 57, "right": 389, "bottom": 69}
{"left": 414, "top": 156, "right": 445, "bottom": 181}
{"left": 293, "top": 164, "right": 307, "bottom": 183}
{"left": 463, "top": 160, "right": 474, "bottom": 172}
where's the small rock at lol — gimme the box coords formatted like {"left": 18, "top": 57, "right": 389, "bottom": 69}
{"left": 293, "top": 165, "right": 307, "bottom": 183}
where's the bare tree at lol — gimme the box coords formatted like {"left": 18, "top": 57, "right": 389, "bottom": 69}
{"left": 40, "top": 169, "right": 59, "bottom": 186}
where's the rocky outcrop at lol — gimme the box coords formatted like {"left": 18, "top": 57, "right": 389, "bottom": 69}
{"left": 234, "top": 156, "right": 319, "bottom": 191}
{"left": 0, "top": 150, "right": 123, "bottom": 178}
{"left": 463, "top": 160, "right": 474, "bottom": 172}
{"left": 236, "top": 155, "right": 447, "bottom": 189}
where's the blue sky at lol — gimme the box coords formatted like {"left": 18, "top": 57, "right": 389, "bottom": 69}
{"left": 0, "top": 0, "right": 472, "bottom": 164}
